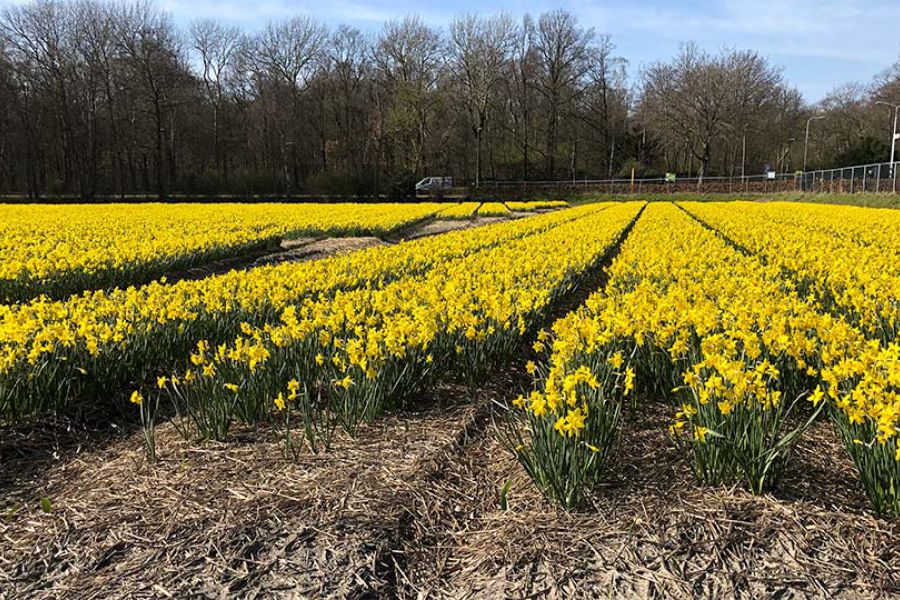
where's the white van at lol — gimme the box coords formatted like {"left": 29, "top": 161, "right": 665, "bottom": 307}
{"left": 415, "top": 177, "right": 453, "bottom": 193}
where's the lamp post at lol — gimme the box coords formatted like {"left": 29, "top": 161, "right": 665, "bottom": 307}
{"left": 780, "top": 137, "right": 796, "bottom": 174}
{"left": 741, "top": 125, "right": 747, "bottom": 187}
{"left": 803, "top": 115, "right": 825, "bottom": 173}
{"left": 740, "top": 124, "right": 759, "bottom": 192}
{"left": 875, "top": 100, "right": 900, "bottom": 192}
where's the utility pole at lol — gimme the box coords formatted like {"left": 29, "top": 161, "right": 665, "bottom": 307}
{"left": 740, "top": 124, "right": 759, "bottom": 192}
{"left": 803, "top": 115, "right": 825, "bottom": 173}
{"left": 875, "top": 101, "right": 900, "bottom": 193}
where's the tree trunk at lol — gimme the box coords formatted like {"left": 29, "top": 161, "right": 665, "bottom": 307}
{"left": 153, "top": 94, "right": 166, "bottom": 200}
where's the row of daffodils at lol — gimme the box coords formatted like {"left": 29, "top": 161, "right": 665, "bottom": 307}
{"left": 683, "top": 201, "right": 900, "bottom": 344}
{"left": 0, "top": 202, "right": 444, "bottom": 302}
{"left": 514, "top": 202, "right": 899, "bottom": 515}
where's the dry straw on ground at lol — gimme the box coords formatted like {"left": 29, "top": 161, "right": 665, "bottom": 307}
{"left": 3, "top": 361, "right": 896, "bottom": 598}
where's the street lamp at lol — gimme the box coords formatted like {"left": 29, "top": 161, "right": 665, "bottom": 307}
{"left": 779, "top": 138, "right": 796, "bottom": 174}
{"left": 740, "top": 124, "right": 760, "bottom": 191}
{"left": 875, "top": 100, "right": 900, "bottom": 192}
{"left": 803, "top": 115, "right": 825, "bottom": 172}
{"left": 741, "top": 124, "right": 748, "bottom": 185}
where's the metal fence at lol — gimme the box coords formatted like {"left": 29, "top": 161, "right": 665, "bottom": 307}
{"left": 798, "top": 161, "right": 899, "bottom": 194}
{"left": 478, "top": 161, "right": 900, "bottom": 197}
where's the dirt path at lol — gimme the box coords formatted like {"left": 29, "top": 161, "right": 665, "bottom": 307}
{"left": 255, "top": 236, "right": 385, "bottom": 266}
{"left": 388, "top": 216, "right": 509, "bottom": 241}
{"left": 163, "top": 214, "right": 529, "bottom": 285}
{"left": 233, "top": 210, "right": 549, "bottom": 272}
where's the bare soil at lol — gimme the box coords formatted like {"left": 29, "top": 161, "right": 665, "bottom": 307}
{"left": 389, "top": 217, "right": 509, "bottom": 241}
{"left": 255, "top": 236, "right": 385, "bottom": 266}
{"left": 164, "top": 214, "right": 528, "bottom": 284}
{"left": 0, "top": 377, "right": 501, "bottom": 599}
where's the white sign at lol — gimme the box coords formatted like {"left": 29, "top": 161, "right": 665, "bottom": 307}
{"left": 766, "top": 171, "right": 776, "bottom": 180}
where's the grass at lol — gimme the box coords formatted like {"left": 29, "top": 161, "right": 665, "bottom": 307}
{"left": 574, "top": 191, "right": 900, "bottom": 209}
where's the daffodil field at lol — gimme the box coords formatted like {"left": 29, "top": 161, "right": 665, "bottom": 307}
{"left": 0, "top": 202, "right": 443, "bottom": 302}
{"left": 505, "top": 200, "right": 570, "bottom": 211}
{"left": 513, "top": 202, "right": 900, "bottom": 515}
{"left": 435, "top": 201, "right": 566, "bottom": 221}
{"left": 436, "top": 203, "right": 480, "bottom": 219}
{"left": 145, "top": 202, "right": 640, "bottom": 444}
{"left": 682, "top": 201, "right": 900, "bottom": 343}
{"left": 0, "top": 202, "right": 596, "bottom": 419}
{"left": 2, "top": 199, "right": 898, "bottom": 519}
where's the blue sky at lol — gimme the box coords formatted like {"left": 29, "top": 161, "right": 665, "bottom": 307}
{"left": 3, "top": 0, "right": 899, "bottom": 101}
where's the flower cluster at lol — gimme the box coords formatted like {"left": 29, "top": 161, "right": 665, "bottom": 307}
{"left": 475, "top": 202, "right": 511, "bottom": 217}
{"left": 685, "top": 201, "right": 900, "bottom": 343}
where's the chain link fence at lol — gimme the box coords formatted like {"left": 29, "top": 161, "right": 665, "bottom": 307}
{"left": 478, "top": 161, "right": 900, "bottom": 197}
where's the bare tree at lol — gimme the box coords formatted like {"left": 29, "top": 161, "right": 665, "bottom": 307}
{"left": 114, "top": 1, "right": 186, "bottom": 199}
{"left": 253, "top": 16, "right": 326, "bottom": 91}
{"left": 817, "top": 83, "right": 870, "bottom": 164}
{"left": 533, "top": 9, "right": 593, "bottom": 177}
{"left": 72, "top": 0, "right": 123, "bottom": 197}
{"left": 641, "top": 44, "right": 785, "bottom": 181}
{"left": 448, "top": 13, "right": 515, "bottom": 187}
{"left": 0, "top": 37, "right": 18, "bottom": 192}
{"left": 503, "top": 15, "right": 537, "bottom": 181}
{"left": 190, "top": 18, "right": 242, "bottom": 186}
{"left": 581, "top": 35, "right": 628, "bottom": 178}
{"left": 250, "top": 16, "right": 326, "bottom": 192}
{"left": 2, "top": 0, "right": 81, "bottom": 191}
{"left": 322, "top": 26, "right": 373, "bottom": 176}
{"left": 373, "top": 16, "right": 443, "bottom": 177}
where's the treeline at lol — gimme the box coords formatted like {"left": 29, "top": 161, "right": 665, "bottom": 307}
{"left": 0, "top": 0, "right": 898, "bottom": 198}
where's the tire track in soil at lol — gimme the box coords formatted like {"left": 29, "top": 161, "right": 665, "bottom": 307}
{"left": 9, "top": 211, "right": 524, "bottom": 304}
{"left": 172, "top": 207, "right": 558, "bottom": 285}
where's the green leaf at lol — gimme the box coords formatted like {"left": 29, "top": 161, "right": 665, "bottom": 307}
{"left": 499, "top": 479, "right": 512, "bottom": 511}
{"left": 3, "top": 505, "right": 20, "bottom": 522}
{"left": 39, "top": 497, "right": 52, "bottom": 514}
